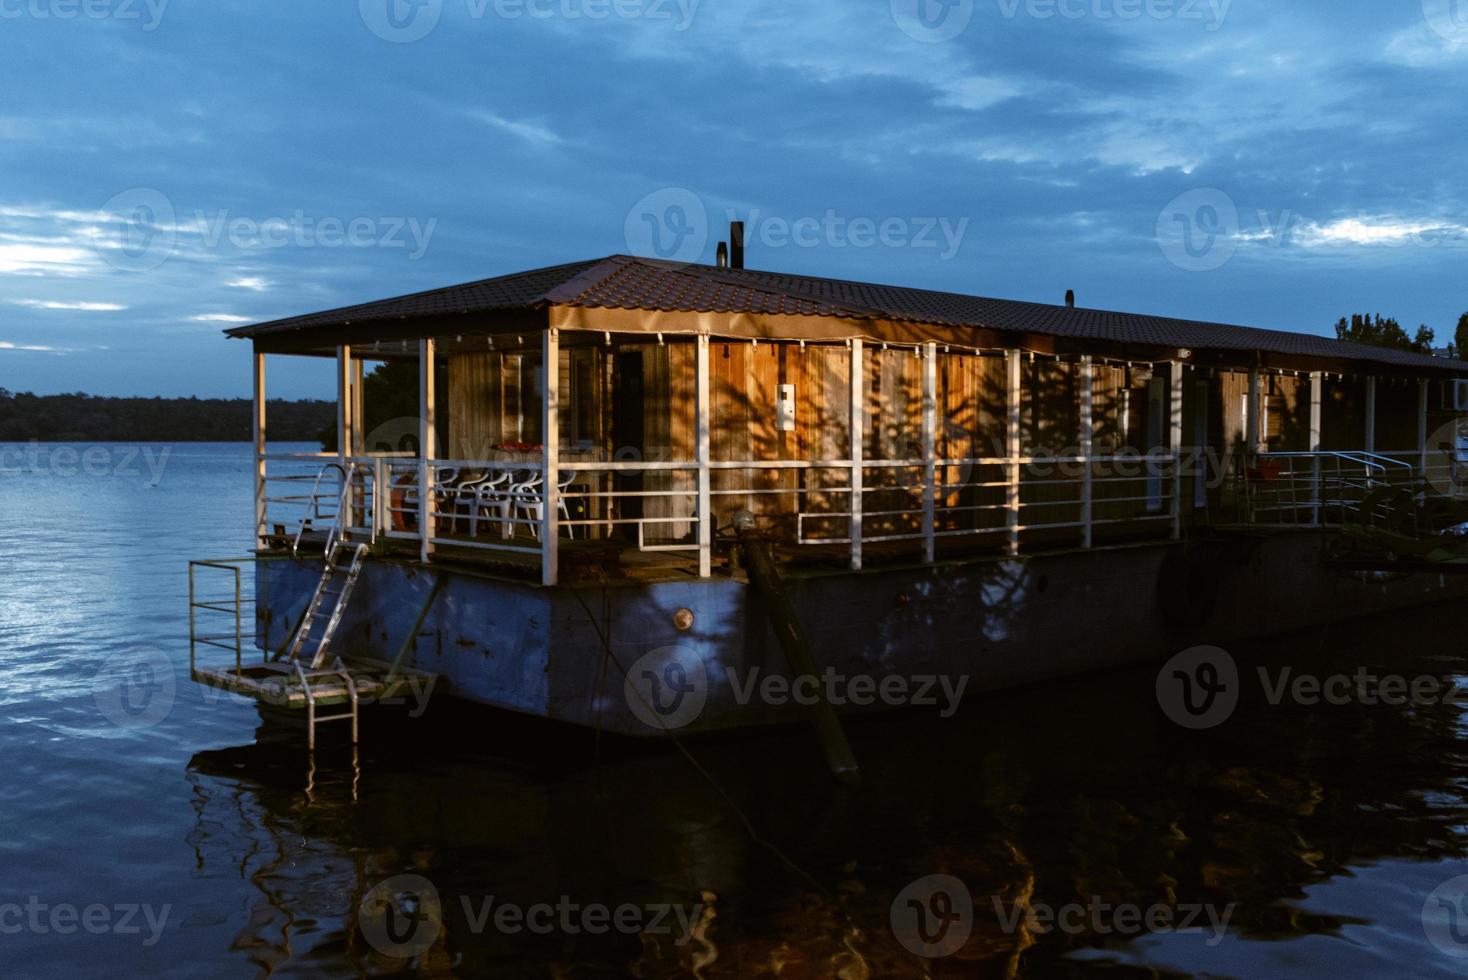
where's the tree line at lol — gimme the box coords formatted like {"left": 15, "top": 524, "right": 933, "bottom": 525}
{"left": 1334, "top": 311, "right": 1468, "bottom": 358}
{"left": 0, "top": 389, "right": 334, "bottom": 442}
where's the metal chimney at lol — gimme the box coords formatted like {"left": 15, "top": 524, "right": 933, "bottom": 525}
{"left": 1065, "top": 289, "right": 1075, "bottom": 308}
{"left": 730, "top": 221, "right": 746, "bottom": 270}
{"left": 716, "top": 242, "right": 729, "bottom": 269}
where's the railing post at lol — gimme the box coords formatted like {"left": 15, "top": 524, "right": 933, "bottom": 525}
{"left": 922, "top": 342, "right": 937, "bottom": 564}
{"left": 696, "top": 334, "right": 712, "bottom": 578}
{"left": 418, "top": 337, "right": 436, "bottom": 564}
{"left": 1310, "top": 371, "right": 1323, "bottom": 525}
{"left": 1364, "top": 375, "right": 1377, "bottom": 453}
{"left": 1419, "top": 378, "right": 1430, "bottom": 476}
{"left": 1006, "top": 350, "right": 1022, "bottom": 556}
{"left": 849, "top": 339, "right": 864, "bottom": 572}
{"left": 1080, "top": 355, "right": 1093, "bottom": 549}
{"left": 1170, "top": 361, "right": 1184, "bottom": 539}
{"left": 253, "top": 350, "right": 267, "bottom": 548}
{"left": 542, "top": 328, "right": 560, "bottom": 587}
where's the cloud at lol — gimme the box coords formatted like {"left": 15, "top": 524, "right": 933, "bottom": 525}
{"left": 0, "top": 242, "right": 95, "bottom": 275}
{"left": 226, "top": 277, "right": 268, "bottom": 291}
{"left": 189, "top": 313, "right": 254, "bottom": 323}
{"left": 9, "top": 299, "right": 126, "bottom": 311}
{"left": 0, "top": 341, "right": 61, "bottom": 352}
{"left": 465, "top": 110, "right": 564, "bottom": 146}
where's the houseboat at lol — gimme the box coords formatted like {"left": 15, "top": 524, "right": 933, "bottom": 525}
{"left": 186, "top": 229, "right": 1468, "bottom": 747}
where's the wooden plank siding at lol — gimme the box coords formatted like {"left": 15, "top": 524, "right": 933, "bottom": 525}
{"left": 438, "top": 338, "right": 1436, "bottom": 559}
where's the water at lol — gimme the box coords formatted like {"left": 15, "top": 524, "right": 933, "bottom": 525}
{"left": 3, "top": 442, "right": 1468, "bottom": 978}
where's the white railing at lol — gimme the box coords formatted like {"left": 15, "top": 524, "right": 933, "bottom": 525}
{"left": 1234, "top": 451, "right": 1419, "bottom": 526}
{"left": 257, "top": 449, "right": 1191, "bottom": 580}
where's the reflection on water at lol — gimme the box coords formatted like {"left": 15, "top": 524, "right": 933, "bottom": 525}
{"left": 5, "top": 444, "right": 1468, "bottom": 977}
{"left": 184, "top": 613, "right": 1468, "bottom": 978}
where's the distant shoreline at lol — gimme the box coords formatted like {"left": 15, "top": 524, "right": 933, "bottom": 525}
{"left": 0, "top": 390, "right": 332, "bottom": 443}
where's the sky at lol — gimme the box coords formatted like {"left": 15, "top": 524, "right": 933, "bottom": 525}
{"left": 2, "top": 0, "right": 1467, "bottom": 399}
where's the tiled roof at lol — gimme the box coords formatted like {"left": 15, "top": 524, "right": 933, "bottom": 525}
{"left": 229, "top": 255, "right": 1468, "bottom": 373}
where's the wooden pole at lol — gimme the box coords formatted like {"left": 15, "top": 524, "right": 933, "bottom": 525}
{"left": 1006, "top": 350, "right": 1022, "bottom": 555}
{"left": 542, "top": 328, "right": 560, "bottom": 586}
{"left": 1246, "top": 366, "right": 1261, "bottom": 455}
{"left": 253, "top": 350, "right": 267, "bottom": 548}
{"left": 921, "top": 342, "right": 937, "bottom": 564}
{"left": 336, "top": 345, "right": 352, "bottom": 462}
{"left": 1364, "top": 376, "right": 1377, "bottom": 453}
{"left": 418, "top": 338, "right": 436, "bottom": 564}
{"left": 1419, "top": 379, "right": 1430, "bottom": 476}
{"left": 696, "top": 334, "right": 712, "bottom": 578}
{"left": 1080, "top": 355, "right": 1093, "bottom": 549}
{"left": 1170, "top": 361, "right": 1184, "bottom": 539}
{"left": 1310, "top": 371, "right": 1323, "bottom": 526}
{"left": 733, "top": 511, "right": 859, "bottom": 784}
{"left": 849, "top": 339, "right": 864, "bottom": 572}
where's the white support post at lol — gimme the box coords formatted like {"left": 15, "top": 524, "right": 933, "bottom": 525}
{"left": 418, "top": 338, "right": 436, "bottom": 564}
{"left": 1246, "top": 366, "right": 1261, "bottom": 455}
{"left": 541, "top": 328, "right": 560, "bottom": 587}
{"left": 922, "top": 342, "right": 937, "bottom": 564}
{"left": 1170, "top": 361, "right": 1184, "bottom": 540}
{"left": 253, "top": 351, "right": 267, "bottom": 547}
{"left": 352, "top": 356, "right": 365, "bottom": 456}
{"left": 1310, "top": 371, "right": 1323, "bottom": 526}
{"left": 695, "top": 334, "right": 712, "bottom": 579}
{"left": 1006, "top": 350, "right": 1022, "bottom": 556}
{"left": 336, "top": 345, "right": 353, "bottom": 463}
{"left": 1079, "top": 355, "right": 1093, "bottom": 549}
{"left": 1419, "top": 379, "right": 1431, "bottom": 475}
{"left": 1364, "top": 376, "right": 1377, "bottom": 453}
{"left": 849, "top": 339, "right": 864, "bottom": 572}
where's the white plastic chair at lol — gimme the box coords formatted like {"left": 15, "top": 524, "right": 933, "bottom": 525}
{"left": 512, "top": 471, "right": 577, "bottom": 540}
{"left": 464, "top": 471, "right": 512, "bottom": 538}
{"left": 509, "top": 473, "right": 545, "bottom": 540}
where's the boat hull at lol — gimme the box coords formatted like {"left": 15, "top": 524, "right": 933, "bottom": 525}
{"left": 253, "top": 531, "right": 1468, "bottom": 736}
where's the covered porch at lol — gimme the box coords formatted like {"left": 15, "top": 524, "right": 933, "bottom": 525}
{"left": 248, "top": 326, "right": 1461, "bottom": 586}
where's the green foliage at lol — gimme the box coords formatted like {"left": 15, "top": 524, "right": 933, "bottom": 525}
{"left": 0, "top": 390, "right": 333, "bottom": 442}
{"left": 1456, "top": 312, "right": 1468, "bottom": 362}
{"left": 1333, "top": 313, "right": 1436, "bottom": 354}
{"left": 318, "top": 358, "right": 435, "bottom": 453}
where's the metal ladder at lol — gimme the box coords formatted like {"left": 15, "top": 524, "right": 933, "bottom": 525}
{"left": 285, "top": 538, "right": 369, "bottom": 670}
{"left": 282, "top": 469, "right": 369, "bottom": 749}
{"left": 293, "top": 656, "right": 362, "bottom": 751}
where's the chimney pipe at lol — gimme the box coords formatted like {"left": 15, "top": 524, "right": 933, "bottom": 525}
{"left": 730, "top": 221, "right": 745, "bottom": 270}
{"left": 716, "top": 242, "right": 729, "bottom": 269}
{"left": 1065, "top": 289, "right": 1075, "bottom": 309}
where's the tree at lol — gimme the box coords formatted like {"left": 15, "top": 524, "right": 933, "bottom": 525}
{"left": 1456, "top": 312, "right": 1468, "bottom": 361}
{"left": 1413, "top": 325, "right": 1436, "bottom": 354}
{"left": 1333, "top": 313, "right": 1414, "bottom": 351}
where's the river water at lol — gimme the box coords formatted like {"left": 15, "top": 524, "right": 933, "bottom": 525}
{"left": 3, "top": 442, "right": 1468, "bottom": 978}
